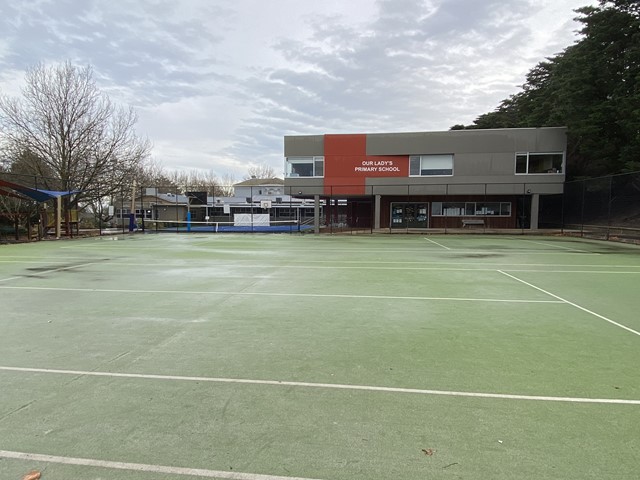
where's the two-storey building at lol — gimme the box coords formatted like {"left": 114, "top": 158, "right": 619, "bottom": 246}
{"left": 284, "top": 127, "right": 567, "bottom": 231}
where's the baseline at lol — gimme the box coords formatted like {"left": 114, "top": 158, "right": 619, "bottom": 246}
{"left": 0, "top": 450, "right": 322, "bottom": 480}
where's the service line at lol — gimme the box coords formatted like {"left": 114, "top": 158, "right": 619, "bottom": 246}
{"left": 1, "top": 366, "right": 638, "bottom": 405}
{"left": 0, "top": 285, "right": 561, "bottom": 304}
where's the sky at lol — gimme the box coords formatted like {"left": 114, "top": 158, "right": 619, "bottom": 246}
{"left": 0, "top": 0, "right": 596, "bottom": 179}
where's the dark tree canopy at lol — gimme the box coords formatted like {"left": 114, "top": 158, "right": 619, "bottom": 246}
{"left": 455, "top": 1, "right": 640, "bottom": 179}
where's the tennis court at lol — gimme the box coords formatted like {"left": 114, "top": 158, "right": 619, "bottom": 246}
{"left": 0, "top": 233, "right": 638, "bottom": 479}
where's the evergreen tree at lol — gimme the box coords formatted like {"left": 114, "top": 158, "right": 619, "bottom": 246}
{"left": 457, "top": 1, "right": 640, "bottom": 178}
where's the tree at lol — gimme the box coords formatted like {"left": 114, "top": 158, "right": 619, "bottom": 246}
{"left": 0, "top": 61, "right": 151, "bottom": 204}
{"left": 244, "top": 163, "right": 278, "bottom": 180}
{"left": 456, "top": 1, "right": 640, "bottom": 178}
{"left": 161, "top": 169, "right": 236, "bottom": 196}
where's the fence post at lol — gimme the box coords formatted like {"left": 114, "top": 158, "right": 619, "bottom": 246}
{"left": 606, "top": 175, "right": 613, "bottom": 240}
{"left": 580, "top": 180, "right": 586, "bottom": 237}
{"left": 560, "top": 183, "right": 566, "bottom": 234}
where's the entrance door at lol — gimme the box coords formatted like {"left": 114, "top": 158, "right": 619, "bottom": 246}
{"left": 391, "top": 202, "right": 429, "bottom": 228}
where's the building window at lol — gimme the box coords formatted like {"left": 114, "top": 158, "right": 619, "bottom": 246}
{"left": 409, "top": 154, "right": 453, "bottom": 176}
{"left": 285, "top": 157, "right": 324, "bottom": 177}
{"left": 516, "top": 152, "right": 563, "bottom": 174}
{"left": 134, "top": 209, "right": 153, "bottom": 219}
{"left": 432, "top": 202, "right": 511, "bottom": 217}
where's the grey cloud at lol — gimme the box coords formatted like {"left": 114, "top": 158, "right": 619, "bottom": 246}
{"left": 226, "top": 0, "right": 545, "bottom": 167}
{"left": 1, "top": 0, "right": 232, "bottom": 105}
{"left": 0, "top": 0, "right": 587, "bottom": 175}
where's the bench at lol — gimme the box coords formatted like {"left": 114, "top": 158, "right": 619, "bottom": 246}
{"left": 462, "top": 218, "right": 485, "bottom": 228}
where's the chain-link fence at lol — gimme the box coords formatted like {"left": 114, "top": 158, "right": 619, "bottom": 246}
{"left": 2, "top": 172, "right": 639, "bottom": 242}
{"left": 558, "top": 172, "right": 640, "bottom": 242}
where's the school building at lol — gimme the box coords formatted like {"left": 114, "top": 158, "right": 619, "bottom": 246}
{"left": 283, "top": 127, "right": 567, "bottom": 231}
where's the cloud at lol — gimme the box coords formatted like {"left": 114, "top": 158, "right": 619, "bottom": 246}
{"left": 229, "top": 0, "right": 592, "bottom": 169}
{"left": 0, "top": 0, "right": 596, "bottom": 178}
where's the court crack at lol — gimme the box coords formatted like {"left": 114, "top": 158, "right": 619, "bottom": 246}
{"left": 0, "top": 399, "right": 37, "bottom": 423}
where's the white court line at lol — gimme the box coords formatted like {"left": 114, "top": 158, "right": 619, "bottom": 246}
{"left": 118, "top": 264, "right": 640, "bottom": 274}
{"left": 0, "top": 255, "right": 92, "bottom": 260}
{"left": 498, "top": 270, "right": 640, "bottom": 337}
{"left": 259, "top": 260, "right": 640, "bottom": 268}
{"left": 517, "top": 238, "right": 592, "bottom": 253}
{"left": 8, "top": 260, "right": 636, "bottom": 273}
{"left": 1, "top": 366, "right": 638, "bottom": 405}
{"left": 60, "top": 244, "right": 601, "bottom": 255}
{"left": 0, "top": 262, "right": 99, "bottom": 283}
{"left": 423, "top": 237, "right": 451, "bottom": 250}
{"left": 28, "top": 262, "right": 100, "bottom": 274}
{"left": 6, "top": 259, "right": 637, "bottom": 269}
{"left": 0, "top": 450, "right": 322, "bottom": 480}
{"left": 0, "top": 276, "right": 20, "bottom": 283}
{"left": 0, "top": 285, "right": 562, "bottom": 304}
{"left": 506, "top": 270, "right": 640, "bottom": 274}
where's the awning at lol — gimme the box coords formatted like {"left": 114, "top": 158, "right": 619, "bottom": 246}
{"left": 0, "top": 179, "right": 78, "bottom": 202}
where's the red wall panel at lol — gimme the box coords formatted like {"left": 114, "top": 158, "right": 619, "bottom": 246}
{"left": 324, "top": 134, "right": 408, "bottom": 195}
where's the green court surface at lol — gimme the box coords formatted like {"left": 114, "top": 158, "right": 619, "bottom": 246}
{"left": 0, "top": 233, "right": 638, "bottom": 479}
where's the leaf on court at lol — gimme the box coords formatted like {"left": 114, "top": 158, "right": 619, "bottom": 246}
{"left": 422, "top": 448, "right": 435, "bottom": 456}
{"left": 22, "top": 471, "right": 41, "bottom": 480}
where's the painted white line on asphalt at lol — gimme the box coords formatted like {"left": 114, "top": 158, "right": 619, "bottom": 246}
{"left": 1, "top": 366, "right": 638, "bottom": 405}
{"left": 0, "top": 285, "right": 561, "bottom": 304}
{"left": 0, "top": 450, "right": 322, "bottom": 480}
{"left": 498, "top": 270, "right": 640, "bottom": 337}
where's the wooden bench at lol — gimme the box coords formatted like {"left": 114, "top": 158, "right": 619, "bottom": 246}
{"left": 462, "top": 218, "right": 485, "bottom": 228}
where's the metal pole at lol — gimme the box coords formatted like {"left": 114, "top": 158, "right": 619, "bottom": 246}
{"left": 606, "top": 175, "right": 613, "bottom": 240}
{"left": 580, "top": 180, "right": 586, "bottom": 237}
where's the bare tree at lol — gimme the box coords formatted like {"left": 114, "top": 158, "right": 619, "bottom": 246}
{"left": 217, "top": 173, "right": 237, "bottom": 196}
{"left": 135, "top": 157, "right": 175, "bottom": 188}
{"left": 161, "top": 169, "right": 236, "bottom": 196}
{"left": 244, "top": 163, "right": 278, "bottom": 180}
{"left": 0, "top": 61, "right": 151, "bottom": 205}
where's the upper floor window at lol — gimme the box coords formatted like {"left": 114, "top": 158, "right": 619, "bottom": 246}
{"left": 516, "top": 152, "right": 563, "bottom": 174}
{"left": 285, "top": 156, "right": 324, "bottom": 177}
{"left": 409, "top": 154, "right": 453, "bottom": 176}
